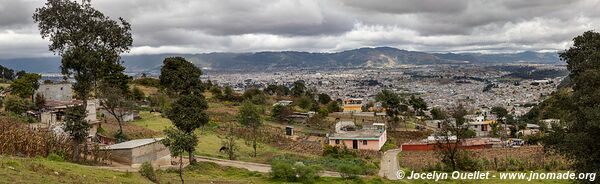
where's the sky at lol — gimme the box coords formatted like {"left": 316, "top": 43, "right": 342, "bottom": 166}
{"left": 1, "top": 0, "right": 599, "bottom": 59}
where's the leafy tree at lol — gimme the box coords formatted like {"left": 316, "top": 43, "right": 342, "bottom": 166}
{"left": 238, "top": 101, "right": 262, "bottom": 157}
{"left": 131, "top": 86, "right": 145, "bottom": 101}
{"left": 98, "top": 83, "right": 134, "bottom": 142}
{"left": 490, "top": 106, "right": 508, "bottom": 122}
{"left": 326, "top": 101, "right": 342, "bottom": 113}
{"left": 430, "top": 107, "right": 447, "bottom": 120}
{"left": 242, "top": 87, "right": 267, "bottom": 105}
{"left": 291, "top": 80, "right": 306, "bottom": 97}
{"left": 34, "top": 94, "right": 46, "bottom": 111}
{"left": 409, "top": 95, "right": 427, "bottom": 116}
{"left": 4, "top": 96, "right": 30, "bottom": 115}
{"left": 223, "top": 86, "right": 239, "bottom": 102}
{"left": 271, "top": 104, "right": 293, "bottom": 121}
{"left": 435, "top": 104, "right": 471, "bottom": 171}
{"left": 161, "top": 127, "right": 197, "bottom": 184}
{"left": 376, "top": 90, "right": 404, "bottom": 127}
{"left": 0, "top": 65, "right": 15, "bottom": 81}
{"left": 34, "top": 0, "right": 133, "bottom": 105}
{"left": 220, "top": 124, "right": 239, "bottom": 160}
{"left": 317, "top": 93, "right": 332, "bottom": 105}
{"left": 34, "top": 0, "right": 132, "bottom": 158}
{"left": 166, "top": 94, "right": 209, "bottom": 163}
{"left": 544, "top": 30, "right": 600, "bottom": 178}
{"left": 209, "top": 86, "right": 223, "bottom": 99}
{"left": 296, "top": 96, "right": 315, "bottom": 110}
{"left": 159, "top": 57, "right": 203, "bottom": 96}
{"left": 63, "top": 105, "right": 90, "bottom": 162}
{"left": 10, "top": 73, "right": 41, "bottom": 99}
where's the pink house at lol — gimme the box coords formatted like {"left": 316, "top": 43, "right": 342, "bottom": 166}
{"left": 328, "top": 123, "right": 387, "bottom": 151}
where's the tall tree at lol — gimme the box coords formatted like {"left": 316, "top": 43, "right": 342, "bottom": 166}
{"left": 544, "top": 31, "right": 600, "bottom": 179}
{"left": 64, "top": 105, "right": 90, "bottom": 162}
{"left": 98, "top": 83, "right": 133, "bottom": 142}
{"left": 10, "top": 73, "right": 41, "bottom": 100}
{"left": 318, "top": 93, "right": 332, "bottom": 105}
{"left": 291, "top": 80, "right": 306, "bottom": 97}
{"left": 409, "top": 95, "right": 427, "bottom": 116}
{"left": 34, "top": 0, "right": 132, "bottom": 157}
{"left": 238, "top": 101, "right": 262, "bottom": 157}
{"left": 376, "top": 90, "right": 404, "bottom": 127}
{"left": 162, "top": 127, "right": 197, "bottom": 184}
{"left": 159, "top": 57, "right": 203, "bottom": 96}
{"left": 430, "top": 107, "right": 447, "bottom": 120}
{"left": 166, "top": 94, "right": 209, "bottom": 164}
{"left": 435, "top": 104, "right": 470, "bottom": 171}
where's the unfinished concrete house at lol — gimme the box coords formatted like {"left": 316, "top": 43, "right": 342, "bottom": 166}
{"left": 102, "top": 138, "right": 171, "bottom": 166}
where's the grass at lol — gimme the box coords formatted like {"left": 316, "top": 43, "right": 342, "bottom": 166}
{"left": 129, "top": 84, "right": 159, "bottom": 96}
{"left": 0, "top": 155, "right": 574, "bottom": 184}
{"left": 130, "top": 111, "right": 172, "bottom": 133}
{"left": 0, "top": 156, "right": 151, "bottom": 184}
{"left": 0, "top": 82, "right": 9, "bottom": 88}
{"left": 194, "top": 131, "right": 315, "bottom": 164}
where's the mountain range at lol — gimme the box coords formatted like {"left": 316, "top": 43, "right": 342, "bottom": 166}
{"left": 0, "top": 47, "right": 562, "bottom": 73}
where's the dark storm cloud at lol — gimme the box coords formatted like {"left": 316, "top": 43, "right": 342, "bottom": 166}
{"left": 0, "top": 0, "right": 599, "bottom": 58}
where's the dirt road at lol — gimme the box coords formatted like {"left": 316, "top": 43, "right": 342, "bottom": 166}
{"left": 378, "top": 148, "right": 401, "bottom": 180}
{"left": 196, "top": 156, "right": 341, "bottom": 177}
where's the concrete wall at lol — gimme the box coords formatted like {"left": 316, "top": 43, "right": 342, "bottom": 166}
{"left": 36, "top": 84, "right": 72, "bottom": 101}
{"left": 107, "top": 141, "right": 171, "bottom": 165}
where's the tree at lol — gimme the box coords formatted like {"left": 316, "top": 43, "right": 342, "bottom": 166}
{"left": 131, "top": 86, "right": 145, "bottom": 101}
{"left": 326, "top": 101, "right": 342, "bottom": 113}
{"left": 271, "top": 104, "right": 293, "bottom": 121}
{"left": 34, "top": 94, "right": 46, "bottom": 111}
{"left": 4, "top": 96, "right": 30, "bottom": 115}
{"left": 291, "top": 80, "right": 306, "bottom": 97}
{"left": 10, "top": 73, "right": 41, "bottom": 99}
{"left": 161, "top": 127, "right": 197, "bottom": 184}
{"left": 544, "top": 31, "right": 600, "bottom": 178}
{"left": 63, "top": 105, "right": 90, "bottom": 162}
{"left": 242, "top": 87, "right": 267, "bottom": 105}
{"left": 223, "top": 86, "right": 239, "bottom": 102}
{"left": 409, "top": 95, "right": 427, "bottom": 116}
{"left": 238, "top": 101, "right": 262, "bottom": 157}
{"left": 34, "top": 0, "right": 132, "bottom": 157}
{"left": 295, "top": 96, "right": 315, "bottom": 110}
{"left": 0, "top": 65, "right": 15, "bottom": 81}
{"left": 376, "top": 90, "right": 404, "bottom": 127}
{"left": 491, "top": 106, "right": 509, "bottom": 137}
{"left": 317, "top": 93, "right": 332, "bottom": 105}
{"left": 431, "top": 107, "right": 447, "bottom": 120}
{"left": 220, "top": 124, "right": 239, "bottom": 160}
{"left": 166, "top": 94, "right": 209, "bottom": 163}
{"left": 34, "top": 0, "right": 133, "bottom": 105}
{"left": 98, "top": 83, "right": 134, "bottom": 142}
{"left": 209, "top": 86, "right": 223, "bottom": 99}
{"left": 435, "top": 104, "right": 471, "bottom": 171}
{"left": 159, "top": 57, "right": 203, "bottom": 96}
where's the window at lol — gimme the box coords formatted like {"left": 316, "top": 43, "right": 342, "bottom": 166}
{"left": 362, "top": 140, "right": 368, "bottom": 145}
{"left": 335, "top": 139, "right": 340, "bottom": 144}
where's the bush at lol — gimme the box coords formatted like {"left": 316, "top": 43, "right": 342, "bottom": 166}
{"left": 46, "top": 153, "right": 65, "bottom": 162}
{"left": 271, "top": 159, "right": 322, "bottom": 184}
{"left": 337, "top": 163, "right": 362, "bottom": 179}
{"left": 139, "top": 162, "right": 158, "bottom": 183}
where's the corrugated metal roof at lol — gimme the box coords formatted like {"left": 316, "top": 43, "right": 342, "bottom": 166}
{"left": 102, "top": 138, "right": 164, "bottom": 150}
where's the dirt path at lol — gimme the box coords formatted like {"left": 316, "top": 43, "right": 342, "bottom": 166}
{"left": 378, "top": 148, "right": 401, "bottom": 180}
{"left": 196, "top": 156, "right": 341, "bottom": 177}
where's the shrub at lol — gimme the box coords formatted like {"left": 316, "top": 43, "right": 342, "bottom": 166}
{"left": 46, "top": 153, "right": 65, "bottom": 162}
{"left": 139, "top": 162, "right": 158, "bottom": 183}
{"left": 271, "top": 159, "right": 322, "bottom": 184}
{"left": 337, "top": 163, "right": 362, "bottom": 179}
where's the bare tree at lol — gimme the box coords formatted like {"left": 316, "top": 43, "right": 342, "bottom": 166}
{"left": 435, "top": 104, "right": 470, "bottom": 171}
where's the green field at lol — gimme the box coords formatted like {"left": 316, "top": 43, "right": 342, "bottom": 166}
{"left": 131, "top": 111, "right": 172, "bottom": 132}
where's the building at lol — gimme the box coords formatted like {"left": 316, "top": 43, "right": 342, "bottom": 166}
{"left": 35, "top": 83, "right": 73, "bottom": 101}
{"left": 327, "top": 122, "right": 386, "bottom": 151}
{"left": 342, "top": 98, "right": 363, "bottom": 112}
{"left": 273, "top": 100, "right": 293, "bottom": 106}
{"left": 32, "top": 100, "right": 99, "bottom": 138}
{"left": 401, "top": 137, "right": 501, "bottom": 151}
{"left": 102, "top": 138, "right": 171, "bottom": 166}
{"left": 328, "top": 111, "right": 387, "bottom": 125}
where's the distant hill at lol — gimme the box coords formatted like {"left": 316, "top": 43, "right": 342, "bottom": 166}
{"left": 0, "top": 47, "right": 562, "bottom": 73}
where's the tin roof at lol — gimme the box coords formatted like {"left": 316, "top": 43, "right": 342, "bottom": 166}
{"left": 102, "top": 138, "right": 164, "bottom": 150}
